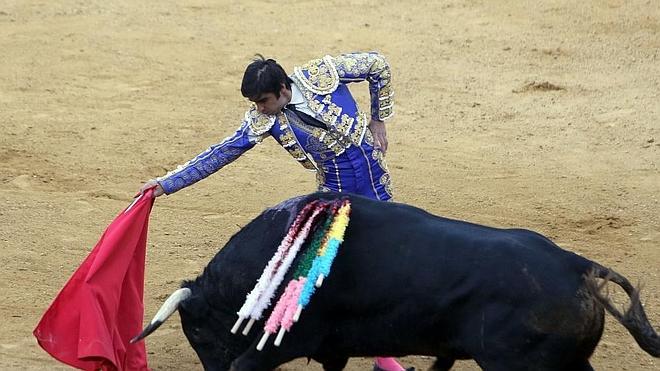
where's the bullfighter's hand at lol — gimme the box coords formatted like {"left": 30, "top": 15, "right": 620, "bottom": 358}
{"left": 368, "top": 119, "right": 388, "bottom": 155}
{"left": 136, "top": 180, "right": 164, "bottom": 198}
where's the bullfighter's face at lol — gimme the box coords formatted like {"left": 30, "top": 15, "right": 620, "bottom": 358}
{"left": 251, "top": 84, "right": 291, "bottom": 116}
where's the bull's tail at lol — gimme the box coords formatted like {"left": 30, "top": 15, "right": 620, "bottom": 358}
{"left": 586, "top": 265, "right": 660, "bottom": 357}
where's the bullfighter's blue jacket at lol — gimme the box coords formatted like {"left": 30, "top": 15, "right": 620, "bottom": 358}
{"left": 156, "top": 52, "right": 394, "bottom": 201}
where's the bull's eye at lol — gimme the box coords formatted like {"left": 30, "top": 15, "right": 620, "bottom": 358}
{"left": 188, "top": 326, "right": 215, "bottom": 344}
{"left": 189, "top": 327, "right": 204, "bottom": 341}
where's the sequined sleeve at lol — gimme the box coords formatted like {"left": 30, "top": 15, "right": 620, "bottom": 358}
{"left": 156, "top": 114, "right": 270, "bottom": 195}
{"left": 333, "top": 52, "right": 394, "bottom": 121}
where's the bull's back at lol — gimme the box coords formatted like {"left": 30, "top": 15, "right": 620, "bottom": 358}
{"left": 212, "top": 192, "right": 595, "bottom": 313}
{"left": 339, "top": 193, "right": 591, "bottom": 286}
{"left": 313, "top": 194, "right": 600, "bottom": 339}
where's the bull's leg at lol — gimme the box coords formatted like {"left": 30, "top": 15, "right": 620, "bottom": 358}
{"left": 317, "top": 356, "right": 348, "bottom": 371}
{"left": 229, "top": 347, "right": 289, "bottom": 371}
{"left": 430, "top": 356, "right": 455, "bottom": 371}
{"left": 565, "top": 360, "right": 594, "bottom": 371}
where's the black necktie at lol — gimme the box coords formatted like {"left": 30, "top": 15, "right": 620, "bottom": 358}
{"left": 285, "top": 105, "right": 327, "bottom": 129}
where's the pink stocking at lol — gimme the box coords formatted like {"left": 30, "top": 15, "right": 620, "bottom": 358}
{"left": 375, "top": 357, "right": 405, "bottom": 371}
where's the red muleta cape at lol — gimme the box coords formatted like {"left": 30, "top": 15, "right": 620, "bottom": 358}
{"left": 34, "top": 190, "right": 155, "bottom": 370}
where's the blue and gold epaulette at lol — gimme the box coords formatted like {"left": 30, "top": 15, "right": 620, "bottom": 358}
{"left": 293, "top": 55, "right": 339, "bottom": 95}
{"left": 246, "top": 104, "right": 276, "bottom": 135}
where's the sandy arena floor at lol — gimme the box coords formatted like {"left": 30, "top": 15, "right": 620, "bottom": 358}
{"left": 1, "top": 1, "right": 658, "bottom": 370}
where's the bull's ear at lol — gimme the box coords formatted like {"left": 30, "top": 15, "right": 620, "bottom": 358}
{"left": 131, "top": 288, "right": 192, "bottom": 343}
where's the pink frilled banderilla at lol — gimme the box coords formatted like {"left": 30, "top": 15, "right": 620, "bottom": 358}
{"left": 230, "top": 198, "right": 352, "bottom": 350}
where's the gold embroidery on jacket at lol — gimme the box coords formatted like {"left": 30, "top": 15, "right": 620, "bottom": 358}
{"left": 350, "top": 112, "right": 368, "bottom": 145}
{"left": 307, "top": 99, "right": 324, "bottom": 114}
{"left": 278, "top": 130, "right": 296, "bottom": 148}
{"left": 334, "top": 53, "right": 394, "bottom": 121}
{"left": 293, "top": 55, "right": 339, "bottom": 95}
{"left": 380, "top": 172, "right": 393, "bottom": 197}
{"left": 364, "top": 126, "right": 374, "bottom": 146}
{"left": 287, "top": 53, "right": 393, "bottom": 159}
{"left": 246, "top": 105, "right": 275, "bottom": 135}
{"left": 277, "top": 112, "right": 317, "bottom": 170}
{"left": 336, "top": 114, "right": 354, "bottom": 135}
{"left": 372, "top": 148, "right": 389, "bottom": 172}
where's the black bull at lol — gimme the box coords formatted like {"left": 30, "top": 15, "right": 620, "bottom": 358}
{"left": 134, "top": 192, "right": 659, "bottom": 370}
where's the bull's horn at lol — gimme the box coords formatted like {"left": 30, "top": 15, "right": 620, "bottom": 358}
{"left": 130, "top": 287, "right": 192, "bottom": 343}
